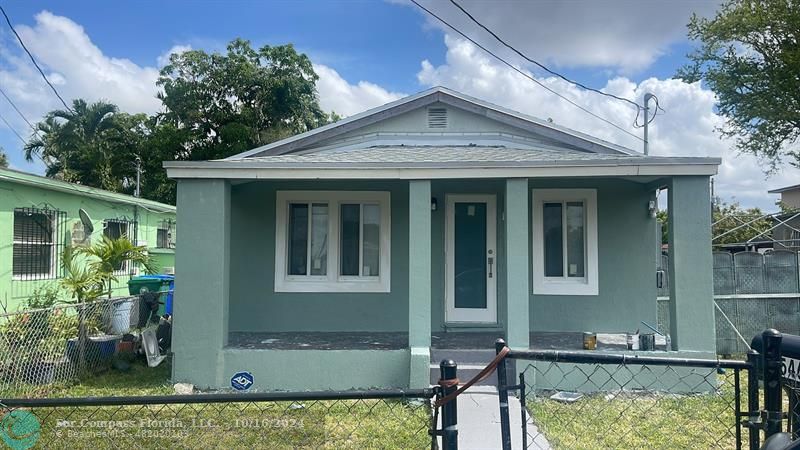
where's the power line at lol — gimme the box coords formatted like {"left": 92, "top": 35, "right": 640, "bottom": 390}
{"left": 0, "top": 110, "right": 27, "bottom": 145}
{"left": 410, "top": 0, "right": 644, "bottom": 142}
{"left": 0, "top": 85, "right": 40, "bottom": 135}
{"left": 0, "top": 5, "right": 73, "bottom": 113}
{"left": 448, "top": 0, "right": 642, "bottom": 110}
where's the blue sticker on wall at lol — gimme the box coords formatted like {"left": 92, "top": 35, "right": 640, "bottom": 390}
{"left": 231, "top": 371, "right": 254, "bottom": 391}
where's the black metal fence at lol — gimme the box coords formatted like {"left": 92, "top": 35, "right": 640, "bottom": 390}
{"left": 0, "top": 390, "right": 435, "bottom": 449}
{"left": 493, "top": 332, "right": 800, "bottom": 450}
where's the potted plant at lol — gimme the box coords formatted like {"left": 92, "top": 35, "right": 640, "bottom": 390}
{"left": 59, "top": 237, "right": 155, "bottom": 375}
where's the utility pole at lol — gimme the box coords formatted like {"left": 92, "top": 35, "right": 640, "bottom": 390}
{"left": 134, "top": 156, "right": 141, "bottom": 198}
{"left": 643, "top": 92, "right": 655, "bottom": 155}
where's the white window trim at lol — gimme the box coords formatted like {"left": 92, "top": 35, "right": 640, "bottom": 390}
{"left": 275, "top": 190, "right": 391, "bottom": 293}
{"left": 12, "top": 211, "right": 57, "bottom": 280}
{"left": 532, "top": 188, "right": 598, "bottom": 296}
{"left": 104, "top": 220, "right": 133, "bottom": 275}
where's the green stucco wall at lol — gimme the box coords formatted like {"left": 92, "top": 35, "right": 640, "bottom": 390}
{"left": 529, "top": 178, "right": 659, "bottom": 334}
{"left": 225, "top": 177, "right": 659, "bottom": 336}
{"left": 173, "top": 175, "right": 713, "bottom": 390}
{"left": 0, "top": 177, "right": 176, "bottom": 311}
{"left": 228, "top": 180, "right": 410, "bottom": 332}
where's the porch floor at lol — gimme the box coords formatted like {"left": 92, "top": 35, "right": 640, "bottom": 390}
{"left": 227, "top": 331, "right": 667, "bottom": 351}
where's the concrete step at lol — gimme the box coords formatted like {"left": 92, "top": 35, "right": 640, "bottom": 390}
{"left": 429, "top": 359, "right": 516, "bottom": 386}
{"left": 431, "top": 348, "right": 497, "bottom": 365}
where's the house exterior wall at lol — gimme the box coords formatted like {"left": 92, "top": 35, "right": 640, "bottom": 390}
{"left": 529, "top": 178, "right": 659, "bottom": 333}
{"left": 0, "top": 177, "right": 176, "bottom": 310}
{"left": 228, "top": 180, "right": 410, "bottom": 332}
{"left": 314, "top": 101, "right": 577, "bottom": 149}
{"left": 780, "top": 190, "right": 800, "bottom": 209}
{"left": 225, "top": 177, "right": 658, "bottom": 335}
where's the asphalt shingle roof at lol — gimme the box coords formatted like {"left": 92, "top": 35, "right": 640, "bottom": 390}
{"left": 238, "top": 145, "right": 640, "bottom": 165}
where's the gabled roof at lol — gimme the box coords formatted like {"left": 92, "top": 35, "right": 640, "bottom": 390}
{"left": 0, "top": 167, "right": 176, "bottom": 213}
{"left": 165, "top": 86, "right": 721, "bottom": 180}
{"left": 769, "top": 183, "right": 800, "bottom": 194}
{"left": 228, "top": 86, "right": 639, "bottom": 159}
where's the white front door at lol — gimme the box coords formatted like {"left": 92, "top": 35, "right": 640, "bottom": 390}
{"left": 445, "top": 194, "right": 497, "bottom": 323}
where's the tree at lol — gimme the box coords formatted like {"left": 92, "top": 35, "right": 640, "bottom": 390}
{"left": 658, "top": 200, "right": 773, "bottom": 246}
{"left": 678, "top": 0, "right": 800, "bottom": 169}
{"left": 77, "top": 235, "right": 156, "bottom": 299}
{"left": 0, "top": 147, "right": 8, "bottom": 168}
{"left": 24, "top": 99, "right": 143, "bottom": 190}
{"left": 157, "top": 38, "right": 332, "bottom": 162}
{"left": 712, "top": 200, "right": 773, "bottom": 246}
{"left": 24, "top": 39, "right": 335, "bottom": 205}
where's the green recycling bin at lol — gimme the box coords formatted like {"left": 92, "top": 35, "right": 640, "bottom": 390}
{"left": 128, "top": 275, "right": 173, "bottom": 317}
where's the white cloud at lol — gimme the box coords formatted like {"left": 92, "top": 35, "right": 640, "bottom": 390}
{"left": 417, "top": 34, "right": 800, "bottom": 210}
{"left": 1, "top": 9, "right": 795, "bottom": 210}
{"left": 0, "top": 9, "right": 166, "bottom": 153}
{"left": 314, "top": 64, "right": 405, "bottom": 116}
{"left": 408, "top": 0, "right": 720, "bottom": 73}
{"left": 0, "top": 11, "right": 398, "bottom": 168}
{"left": 157, "top": 44, "right": 192, "bottom": 68}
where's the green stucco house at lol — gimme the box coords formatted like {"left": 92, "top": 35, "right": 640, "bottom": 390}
{"left": 165, "top": 87, "right": 719, "bottom": 391}
{"left": 0, "top": 167, "right": 176, "bottom": 310}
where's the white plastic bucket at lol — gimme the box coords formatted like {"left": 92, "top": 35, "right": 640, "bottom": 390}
{"left": 109, "top": 298, "right": 134, "bottom": 334}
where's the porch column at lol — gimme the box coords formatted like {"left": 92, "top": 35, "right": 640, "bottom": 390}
{"left": 408, "top": 180, "right": 432, "bottom": 388}
{"left": 505, "top": 178, "right": 530, "bottom": 349}
{"left": 667, "top": 176, "right": 715, "bottom": 352}
{"left": 173, "top": 179, "right": 231, "bottom": 388}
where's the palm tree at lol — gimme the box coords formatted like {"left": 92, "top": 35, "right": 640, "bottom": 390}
{"left": 25, "top": 99, "right": 122, "bottom": 187}
{"left": 61, "top": 237, "right": 156, "bottom": 375}
{"left": 77, "top": 235, "right": 157, "bottom": 298}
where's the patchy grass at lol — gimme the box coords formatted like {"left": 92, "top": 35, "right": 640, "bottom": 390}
{"left": 526, "top": 370, "right": 749, "bottom": 450}
{"left": 3, "top": 359, "right": 431, "bottom": 449}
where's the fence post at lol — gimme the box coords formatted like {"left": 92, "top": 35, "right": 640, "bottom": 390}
{"left": 439, "top": 359, "right": 458, "bottom": 450}
{"left": 747, "top": 350, "right": 761, "bottom": 450}
{"left": 762, "top": 329, "right": 783, "bottom": 440}
{"left": 496, "top": 338, "right": 512, "bottom": 450}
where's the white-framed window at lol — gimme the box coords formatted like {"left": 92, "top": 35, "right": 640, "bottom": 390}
{"left": 13, "top": 207, "right": 64, "bottom": 280}
{"left": 532, "top": 189, "right": 598, "bottom": 295}
{"left": 275, "top": 191, "right": 391, "bottom": 293}
{"left": 104, "top": 219, "right": 137, "bottom": 275}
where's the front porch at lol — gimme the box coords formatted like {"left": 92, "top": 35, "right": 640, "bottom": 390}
{"left": 172, "top": 175, "right": 714, "bottom": 390}
{"left": 226, "top": 331, "right": 669, "bottom": 351}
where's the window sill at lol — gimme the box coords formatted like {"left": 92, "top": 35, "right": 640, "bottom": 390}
{"left": 148, "top": 248, "right": 175, "bottom": 254}
{"left": 275, "top": 278, "right": 390, "bottom": 293}
{"left": 12, "top": 276, "right": 58, "bottom": 282}
{"left": 533, "top": 282, "right": 598, "bottom": 296}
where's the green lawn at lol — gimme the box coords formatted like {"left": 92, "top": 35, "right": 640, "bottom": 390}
{"left": 2, "top": 360, "right": 432, "bottom": 449}
{"left": 526, "top": 371, "right": 749, "bottom": 450}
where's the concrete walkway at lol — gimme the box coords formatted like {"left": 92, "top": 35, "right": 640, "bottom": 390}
{"left": 439, "top": 386, "right": 551, "bottom": 450}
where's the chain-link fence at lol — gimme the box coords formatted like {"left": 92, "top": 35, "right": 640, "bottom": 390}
{"left": 658, "top": 251, "right": 800, "bottom": 298}
{"left": 0, "top": 295, "right": 161, "bottom": 397}
{"left": 658, "top": 296, "right": 800, "bottom": 355}
{"left": 499, "top": 350, "right": 755, "bottom": 450}
{"left": 0, "top": 390, "right": 434, "bottom": 449}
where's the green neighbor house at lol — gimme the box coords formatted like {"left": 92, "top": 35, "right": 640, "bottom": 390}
{"left": 0, "top": 167, "right": 176, "bottom": 311}
{"left": 165, "top": 87, "right": 720, "bottom": 391}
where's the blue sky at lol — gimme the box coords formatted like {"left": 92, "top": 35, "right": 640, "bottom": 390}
{"left": 0, "top": 0, "right": 798, "bottom": 208}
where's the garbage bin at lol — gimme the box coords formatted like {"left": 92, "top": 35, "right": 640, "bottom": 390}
{"left": 128, "top": 275, "right": 174, "bottom": 317}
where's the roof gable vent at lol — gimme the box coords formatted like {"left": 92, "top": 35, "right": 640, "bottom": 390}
{"left": 427, "top": 107, "right": 448, "bottom": 129}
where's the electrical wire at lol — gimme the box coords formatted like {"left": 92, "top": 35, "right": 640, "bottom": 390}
{"left": 0, "top": 85, "right": 43, "bottom": 139}
{"left": 0, "top": 5, "right": 73, "bottom": 113}
{"left": 448, "top": 0, "right": 642, "bottom": 111}
{"left": 410, "top": 0, "right": 644, "bottom": 142}
{"left": 0, "top": 110, "right": 27, "bottom": 145}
